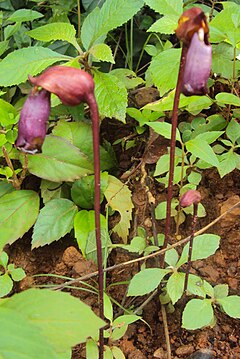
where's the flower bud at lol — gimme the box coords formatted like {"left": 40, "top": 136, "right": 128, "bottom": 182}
{"left": 28, "top": 66, "right": 95, "bottom": 106}
{"left": 182, "top": 30, "right": 212, "bottom": 96}
{"left": 15, "top": 89, "right": 50, "bottom": 154}
{"left": 180, "top": 190, "right": 201, "bottom": 208}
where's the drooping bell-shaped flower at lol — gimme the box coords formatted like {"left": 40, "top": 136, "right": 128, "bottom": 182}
{"left": 15, "top": 89, "right": 50, "bottom": 154}
{"left": 180, "top": 189, "right": 201, "bottom": 208}
{"left": 28, "top": 66, "right": 95, "bottom": 106}
{"left": 175, "top": 7, "right": 212, "bottom": 96}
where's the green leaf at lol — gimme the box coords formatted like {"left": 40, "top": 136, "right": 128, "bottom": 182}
{"left": 182, "top": 299, "right": 214, "bottom": 330}
{"left": 94, "top": 70, "right": 128, "bottom": 123}
{"left": 3, "top": 288, "right": 105, "bottom": 352}
{"left": 177, "top": 234, "right": 220, "bottom": 267}
{"left": 32, "top": 199, "right": 78, "bottom": 248}
{"left": 155, "top": 199, "right": 178, "bottom": 220}
{"left": 216, "top": 93, "right": 240, "bottom": 107}
{"left": 0, "top": 181, "right": 15, "bottom": 198}
{"left": 214, "top": 284, "right": 229, "bottom": 299}
{"left": 0, "top": 273, "right": 13, "bottom": 297}
{"left": 9, "top": 267, "right": 26, "bottom": 282}
{"left": 0, "top": 307, "right": 58, "bottom": 358}
{"left": 8, "top": 9, "right": 43, "bottom": 22}
{"left": 0, "top": 40, "right": 9, "bottom": 56}
{"left": 194, "top": 131, "right": 224, "bottom": 144}
{"left": 117, "top": 236, "right": 146, "bottom": 254}
{"left": 186, "top": 96, "right": 213, "bottom": 115}
{"left": 112, "top": 346, "right": 125, "bottom": 359}
{"left": 0, "top": 98, "right": 17, "bottom": 126}
{"left": 0, "top": 190, "right": 39, "bottom": 249}
{"left": 167, "top": 272, "right": 184, "bottom": 304}
{"left": 217, "top": 150, "right": 238, "bottom": 178}
{"left": 112, "top": 315, "right": 141, "bottom": 341}
{"left": 104, "top": 293, "right": 113, "bottom": 322}
{"left": 164, "top": 248, "right": 179, "bottom": 267}
{"left": 27, "top": 22, "right": 81, "bottom": 51}
{"left": 104, "top": 175, "right": 134, "bottom": 243}
{"left": 145, "top": 0, "right": 183, "bottom": 16}
{"left": 0, "top": 47, "right": 70, "bottom": 87}
{"left": 147, "top": 48, "right": 181, "bottom": 96}
{"left": 89, "top": 43, "right": 115, "bottom": 63}
{"left": 148, "top": 14, "right": 179, "bottom": 34}
{"left": 0, "top": 251, "right": 8, "bottom": 269}
{"left": 147, "top": 121, "right": 181, "bottom": 142}
{"left": 111, "top": 69, "right": 145, "bottom": 90}
{"left": 40, "top": 180, "right": 65, "bottom": 204}
{"left": 127, "top": 268, "right": 170, "bottom": 296}
{"left": 187, "top": 274, "right": 214, "bottom": 298}
{"left": 186, "top": 138, "right": 219, "bottom": 167}
{"left": 81, "top": 0, "right": 144, "bottom": 49}
{"left": 104, "top": 346, "right": 114, "bottom": 359}
{"left": 217, "top": 296, "right": 240, "bottom": 318}
{"left": 86, "top": 338, "right": 99, "bottom": 358}
{"left": 26, "top": 135, "right": 94, "bottom": 182}
{"left": 226, "top": 119, "right": 240, "bottom": 143}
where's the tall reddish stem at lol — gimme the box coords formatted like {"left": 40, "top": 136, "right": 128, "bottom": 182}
{"left": 162, "top": 45, "right": 188, "bottom": 262}
{"left": 87, "top": 93, "right": 104, "bottom": 359}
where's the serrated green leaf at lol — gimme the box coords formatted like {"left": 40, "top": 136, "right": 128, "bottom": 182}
{"left": 94, "top": 70, "right": 128, "bottom": 122}
{"left": 187, "top": 274, "right": 213, "bottom": 298}
{"left": 217, "top": 296, "right": 240, "bottom": 318}
{"left": 3, "top": 288, "right": 105, "bottom": 351}
{"left": 226, "top": 119, "right": 240, "bottom": 143}
{"left": 111, "top": 69, "right": 145, "bottom": 90}
{"left": 164, "top": 248, "right": 179, "bottom": 267}
{"left": 81, "top": 0, "right": 144, "bottom": 49}
{"left": 89, "top": 43, "right": 115, "bottom": 63}
{"left": 177, "top": 234, "right": 220, "bottom": 268}
{"left": 8, "top": 9, "right": 43, "bottom": 22}
{"left": 148, "top": 48, "right": 181, "bottom": 96}
{"left": 186, "top": 138, "right": 219, "bottom": 167}
{"left": 0, "top": 47, "right": 70, "bottom": 87}
{"left": 27, "top": 22, "right": 81, "bottom": 51}
{"left": 216, "top": 93, "right": 240, "bottom": 107}
{"left": 145, "top": 0, "right": 183, "bottom": 16}
{"left": 214, "top": 284, "right": 229, "bottom": 299}
{"left": 25, "top": 135, "right": 94, "bottom": 182}
{"left": 32, "top": 198, "right": 78, "bottom": 248}
{"left": 0, "top": 307, "right": 58, "bottom": 358}
{"left": 148, "top": 14, "right": 178, "bottom": 34}
{"left": 0, "top": 190, "right": 39, "bottom": 249}
{"left": 127, "top": 268, "right": 170, "bottom": 296}
{"left": 147, "top": 121, "right": 181, "bottom": 142}
{"left": 217, "top": 150, "right": 237, "bottom": 178}
{"left": 0, "top": 273, "right": 13, "bottom": 297}
{"left": 167, "top": 272, "right": 184, "bottom": 304}
{"left": 182, "top": 299, "right": 214, "bottom": 330}
{"left": 104, "top": 176, "right": 133, "bottom": 243}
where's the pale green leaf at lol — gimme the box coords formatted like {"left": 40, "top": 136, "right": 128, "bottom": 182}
{"left": 148, "top": 14, "right": 178, "bottom": 34}
{"left": 217, "top": 150, "right": 237, "bottom": 178}
{"left": 217, "top": 296, "right": 240, "bottom": 318}
{"left": 0, "top": 190, "right": 39, "bottom": 249}
{"left": 86, "top": 338, "right": 99, "bottom": 358}
{"left": 112, "top": 346, "right": 125, "bottom": 359}
{"left": 226, "top": 119, "right": 240, "bottom": 143}
{"left": 25, "top": 135, "right": 94, "bottom": 182}
{"left": 89, "top": 43, "right": 115, "bottom": 63}
{"left": 0, "top": 307, "right": 58, "bottom": 358}
{"left": 214, "top": 284, "right": 229, "bottom": 299}
{"left": 111, "top": 69, "right": 145, "bottom": 90}
{"left": 0, "top": 47, "right": 70, "bottom": 86}
{"left": 177, "top": 234, "right": 220, "bottom": 267}
{"left": 127, "top": 268, "right": 170, "bottom": 296}
{"left": 94, "top": 70, "right": 128, "bottom": 122}
{"left": 145, "top": 0, "right": 183, "bottom": 16}
{"left": 0, "top": 98, "right": 17, "bottom": 126}
{"left": 167, "top": 272, "right": 184, "bottom": 304}
{"left": 148, "top": 48, "right": 181, "bottom": 96}
{"left": 0, "top": 40, "right": 9, "bottom": 56}
{"left": 182, "top": 299, "right": 214, "bottom": 330}
{"left": 81, "top": 0, "right": 144, "bottom": 49}
{"left": 104, "top": 176, "right": 133, "bottom": 243}
{"left": 8, "top": 9, "right": 43, "bottom": 22}
{"left": 0, "top": 273, "right": 13, "bottom": 297}
{"left": 3, "top": 288, "right": 105, "bottom": 351}
{"left": 0, "top": 181, "right": 15, "bottom": 198}
{"left": 10, "top": 267, "right": 26, "bottom": 282}
{"left": 32, "top": 198, "right": 78, "bottom": 248}
{"left": 104, "top": 346, "right": 114, "bottom": 359}
{"left": 104, "top": 293, "right": 113, "bottom": 322}
{"left": 164, "top": 248, "right": 179, "bottom": 267}
{"left": 0, "top": 251, "right": 8, "bottom": 269}
{"left": 27, "top": 22, "right": 81, "bottom": 51}
{"left": 186, "top": 138, "right": 219, "bottom": 167}
{"left": 216, "top": 92, "right": 240, "bottom": 107}
{"left": 155, "top": 199, "right": 178, "bottom": 220}
{"left": 187, "top": 274, "right": 214, "bottom": 298}
{"left": 147, "top": 121, "right": 181, "bottom": 142}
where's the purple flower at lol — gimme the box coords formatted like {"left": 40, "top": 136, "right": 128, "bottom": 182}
{"left": 182, "top": 30, "right": 212, "bottom": 96}
{"left": 180, "top": 189, "right": 201, "bottom": 207}
{"left": 15, "top": 89, "right": 50, "bottom": 154}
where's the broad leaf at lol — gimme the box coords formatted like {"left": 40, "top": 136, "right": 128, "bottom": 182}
{"left": 182, "top": 299, "right": 214, "bottom": 330}
{"left": 0, "top": 98, "right": 18, "bottom": 126}
{"left": 81, "top": 0, "right": 144, "bottom": 49}
{"left": 164, "top": 248, "right": 179, "bottom": 267}
{"left": 8, "top": 9, "right": 43, "bottom": 22}
{"left": 94, "top": 70, "right": 128, "bottom": 122}
{"left": 145, "top": 0, "right": 183, "bottom": 16}
{"left": 32, "top": 199, "right": 78, "bottom": 248}
{"left": 25, "top": 135, "right": 94, "bottom": 182}
{"left": 214, "top": 284, "right": 229, "bottom": 299}
{"left": 167, "top": 272, "right": 184, "bottom": 304}
{"left": 0, "top": 307, "right": 57, "bottom": 358}
{"left": 186, "top": 138, "right": 219, "bottom": 167}
{"left": 27, "top": 23, "right": 81, "bottom": 51}
{"left": 217, "top": 296, "right": 240, "bottom": 318}
{"left": 147, "top": 121, "right": 181, "bottom": 142}
{"left": 148, "top": 14, "right": 179, "bottom": 34}
{"left": 0, "top": 47, "right": 70, "bottom": 86}
{"left": 177, "top": 234, "right": 220, "bottom": 268}
{"left": 104, "top": 175, "right": 133, "bottom": 243}
{"left": 216, "top": 93, "right": 240, "bottom": 107}
{"left": 127, "top": 268, "right": 170, "bottom": 296}
{"left": 226, "top": 119, "right": 240, "bottom": 143}
{"left": 0, "top": 181, "right": 15, "bottom": 198}
{"left": 86, "top": 338, "right": 99, "bottom": 358}
{"left": 0, "top": 273, "right": 13, "bottom": 297}
{"left": 3, "top": 289, "right": 105, "bottom": 352}
{"left": 0, "top": 190, "right": 39, "bottom": 249}
{"left": 89, "top": 43, "right": 115, "bottom": 63}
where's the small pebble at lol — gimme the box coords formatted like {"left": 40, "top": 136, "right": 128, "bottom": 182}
{"left": 187, "top": 349, "right": 214, "bottom": 359}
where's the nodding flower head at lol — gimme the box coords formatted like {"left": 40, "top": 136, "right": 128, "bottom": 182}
{"left": 15, "top": 89, "right": 50, "bottom": 154}
{"left": 175, "top": 8, "right": 211, "bottom": 96}
{"left": 180, "top": 189, "right": 201, "bottom": 208}
{"left": 28, "top": 66, "right": 95, "bottom": 106}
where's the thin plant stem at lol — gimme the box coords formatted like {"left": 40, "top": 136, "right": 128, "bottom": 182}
{"left": 2, "top": 146, "right": 20, "bottom": 190}
{"left": 184, "top": 202, "right": 198, "bottom": 292}
{"left": 161, "top": 304, "right": 171, "bottom": 359}
{"left": 162, "top": 45, "right": 188, "bottom": 263}
{"left": 135, "top": 33, "right": 163, "bottom": 73}
{"left": 77, "top": 0, "right": 81, "bottom": 39}
{"left": 175, "top": 143, "right": 186, "bottom": 236}
{"left": 87, "top": 93, "right": 104, "bottom": 359}
{"left": 129, "top": 18, "right": 133, "bottom": 71}
{"left": 51, "top": 200, "right": 240, "bottom": 291}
